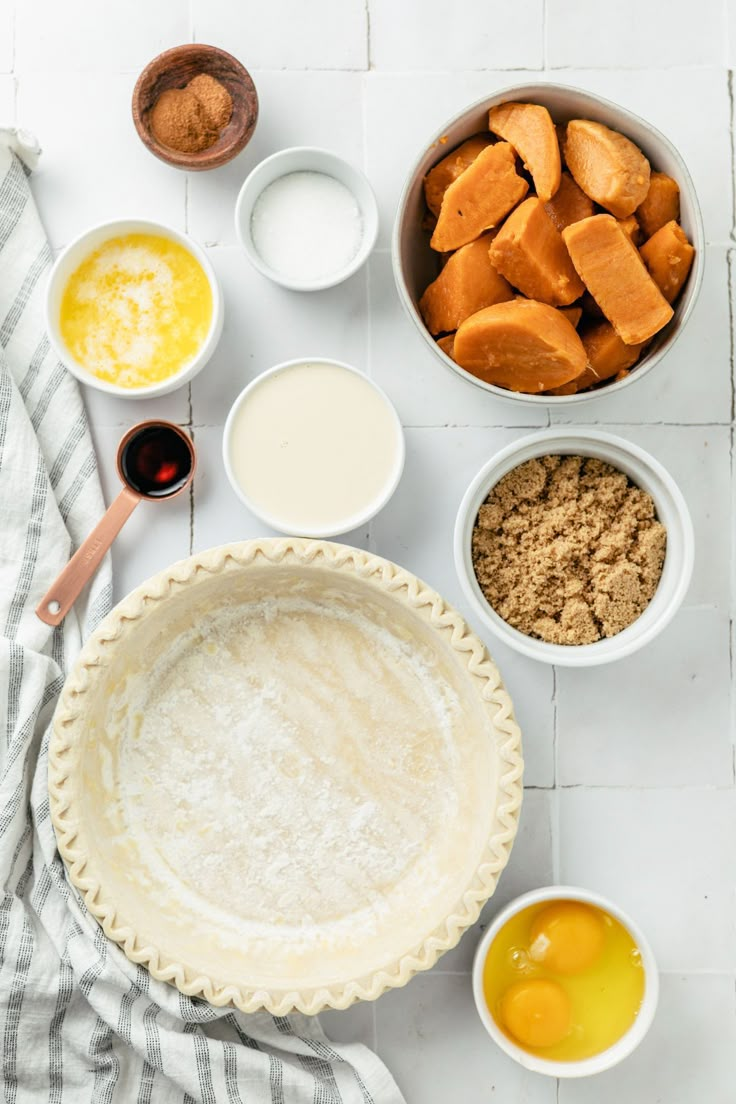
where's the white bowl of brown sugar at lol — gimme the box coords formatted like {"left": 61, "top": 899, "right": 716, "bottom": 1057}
{"left": 454, "top": 429, "right": 693, "bottom": 666}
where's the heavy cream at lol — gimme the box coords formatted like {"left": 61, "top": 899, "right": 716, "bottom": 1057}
{"left": 226, "top": 362, "right": 403, "bottom": 534}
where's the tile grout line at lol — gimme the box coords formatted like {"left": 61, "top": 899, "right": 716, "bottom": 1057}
{"left": 364, "top": 0, "right": 372, "bottom": 70}
{"left": 729, "top": 71, "right": 736, "bottom": 243}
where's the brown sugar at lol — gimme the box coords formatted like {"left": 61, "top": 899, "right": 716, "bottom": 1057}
{"left": 471, "top": 455, "right": 666, "bottom": 645}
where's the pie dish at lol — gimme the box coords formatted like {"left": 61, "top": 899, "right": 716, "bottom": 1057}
{"left": 49, "top": 539, "right": 523, "bottom": 1014}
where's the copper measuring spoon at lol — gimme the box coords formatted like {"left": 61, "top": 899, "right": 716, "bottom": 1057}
{"left": 36, "top": 420, "right": 196, "bottom": 628}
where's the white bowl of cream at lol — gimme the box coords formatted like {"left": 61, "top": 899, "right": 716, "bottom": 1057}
{"left": 234, "top": 148, "right": 378, "bottom": 291}
{"left": 222, "top": 359, "right": 404, "bottom": 538}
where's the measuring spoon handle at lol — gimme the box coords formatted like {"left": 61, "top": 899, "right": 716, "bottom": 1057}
{"left": 36, "top": 486, "right": 140, "bottom": 627}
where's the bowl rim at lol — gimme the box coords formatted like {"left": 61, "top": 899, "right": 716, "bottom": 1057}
{"left": 453, "top": 428, "right": 694, "bottom": 666}
{"left": 221, "top": 356, "right": 406, "bottom": 537}
{"left": 44, "top": 216, "right": 224, "bottom": 399}
{"left": 471, "top": 884, "right": 660, "bottom": 1078}
{"left": 234, "top": 145, "right": 379, "bottom": 291}
{"left": 131, "top": 42, "right": 259, "bottom": 171}
{"left": 48, "top": 537, "right": 524, "bottom": 1015}
{"left": 391, "top": 80, "right": 705, "bottom": 406}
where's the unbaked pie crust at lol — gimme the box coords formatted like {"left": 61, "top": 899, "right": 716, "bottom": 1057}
{"left": 49, "top": 539, "right": 523, "bottom": 1014}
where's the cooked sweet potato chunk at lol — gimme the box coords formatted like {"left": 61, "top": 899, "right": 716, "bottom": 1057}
{"left": 617, "top": 215, "right": 641, "bottom": 246}
{"left": 437, "top": 333, "right": 456, "bottom": 359}
{"left": 562, "top": 215, "right": 673, "bottom": 344}
{"left": 453, "top": 299, "right": 586, "bottom": 392}
{"left": 548, "top": 321, "right": 645, "bottom": 394}
{"left": 575, "top": 321, "right": 646, "bottom": 389}
{"left": 639, "top": 220, "right": 694, "bottom": 304}
{"left": 489, "top": 197, "right": 584, "bottom": 306}
{"left": 544, "top": 171, "right": 594, "bottom": 232}
{"left": 423, "top": 135, "right": 493, "bottom": 217}
{"left": 636, "top": 172, "right": 680, "bottom": 239}
{"left": 487, "top": 102, "right": 561, "bottom": 202}
{"left": 559, "top": 305, "right": 583, "bottom": 328}
{"left": 419, "top": 232, "right": 514, "bottom": 335}
{"left": 565, "top": 119, "right": 650, "bottom": 218}
{"left": 431, "top": 143, "right": 529, "bottom": 252}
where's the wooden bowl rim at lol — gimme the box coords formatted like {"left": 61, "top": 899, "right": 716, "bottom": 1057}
{"left": 132, "top": 43, "right": 259, "bottom": 171}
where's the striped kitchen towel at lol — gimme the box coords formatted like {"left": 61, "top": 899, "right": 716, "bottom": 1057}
{"left": 0, "top": 140, "right": 406, "bottom": 1103}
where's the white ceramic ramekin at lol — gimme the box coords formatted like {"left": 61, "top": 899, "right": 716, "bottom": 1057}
{"left": 393, "top": 82, "right": 704, "bottom": 406}
{"left": 472, "top": 885, "right": 659, "bottom": 1078}
{"left": 234, "top": 147, "right": 379, "bottom": 291}
{"left": 454, "top": 428, "right": 693, "bottom": 666}
{"left": 45, "top": 218, "right": 223, "bottom": 399}
{"left": 222, "top": 357, "right": 405, "bottom": 538}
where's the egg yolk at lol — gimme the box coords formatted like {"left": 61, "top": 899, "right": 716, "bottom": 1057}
{"left": 529, "top": 901, "right": 605, "bottom": 975}
{"left": 500, "top": 979, "right": 572, "bottom": 1048}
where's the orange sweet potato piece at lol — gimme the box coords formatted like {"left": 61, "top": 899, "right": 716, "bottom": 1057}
{"left": 617, "top": 215, "right": 642, "bottom": 246}
{"left": 574, "top": 321, "right": 646, "bottom": 389}
{"left": 419, "top": 232, "right": 514, "bottom": 335}
{"left": 559, "top": 305, "right": 582, "bottom": 328}
{"left": 453, "top": 299, "right": 586, "bottom": 392}
{"left": 487, "top": 102, "right": 561, "bottom": 202}
{"left": 548, "top": 321, "right": 645, "bottom": 394}
{"left": 639, "top": 220, "right": 694, "bottom": 304}
{"left": 565, "top": 119, "right": 650, "bottom": 218}
{"left": 488, "top": 197, "right": 584, "bottom": 306}
{"left": 423, "top": 135, "right": 493, "bottom": 218}
{"left": 437, "top": 333, "right": 456, "bottom": 359}
{"left": 544, "top": 171, "right": 594, "bottom": 232}
{"left": 562, "top": 215, "right": 673, "bottom": 344}
{"left": 636, "top": 172, "right": 680, "bottom": 239}
{"left": 431, "top": 143, "right": 529, "bottom": 252}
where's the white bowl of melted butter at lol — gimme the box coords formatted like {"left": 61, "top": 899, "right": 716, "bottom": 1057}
{"left": 45, "top": 218, "right": 223, "bottom": 398}
{"left": 223, "top": 358, "right": 405, "bottom": 538}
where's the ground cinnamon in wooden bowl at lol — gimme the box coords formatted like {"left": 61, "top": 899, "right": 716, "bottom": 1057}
{"left": 133, "top": 44, "right": 258, "bottom": 171}
{"left": 471, "top": 455, "right": 666, "bottom": 645}
{"left": 150, "top": 74, "right": 233, "bottom": 154}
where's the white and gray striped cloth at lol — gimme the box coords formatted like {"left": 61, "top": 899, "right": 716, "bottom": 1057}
{"left": 0, "top": 142, "right": 406, "bottom": 1104}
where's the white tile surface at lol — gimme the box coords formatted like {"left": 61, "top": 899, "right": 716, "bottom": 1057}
{"left": 15, "top": 0, "right": 188, "bottom": 72}
{"left": 191, "top": 0, "right": 368, "bottom": 70}
{"left": 559, "top": 788, "right": 736, "bottom": 972}
{"left": 559, "top": 975, "right": 736, "bottom": 1104}
{"left": 191, "top": 246, "right": 368, "bottom": 424}
{"left": 0, "top": 6, "right": 13, "bottom": 73}
{"left": 10, "top": 0, "right": 736, "bottom": 1096}
{"left": 557, "top": 608, "right": 732, "bottom": 787}
{"left": 547, "top": 0, "right": 726, "bottom": 68}
{"left": 187, "top": 71, "right": 366, "bottom": 247}
{"left": 369, "top": 0, "right": 544, "bottom": 71}
{"left": 18, "top": 71, "right": 186, "bottom": 250}
{"left": 0, "top": 75, "right": 14, "bottom": 118}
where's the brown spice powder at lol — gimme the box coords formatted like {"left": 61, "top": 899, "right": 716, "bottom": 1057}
{"left": 150, "top": 73, "right": 233, "bottom": 154}
{"left": 471, "top": 455, "right": 666, "bottom": 645}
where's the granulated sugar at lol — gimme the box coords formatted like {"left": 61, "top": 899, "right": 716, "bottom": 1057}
{"left": 472, "top": 455, "right": 666, "bottom": 645}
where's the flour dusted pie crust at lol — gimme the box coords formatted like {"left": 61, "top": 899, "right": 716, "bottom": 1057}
{"left": 49, "top": 540, "right": 523, "bottom": 1014}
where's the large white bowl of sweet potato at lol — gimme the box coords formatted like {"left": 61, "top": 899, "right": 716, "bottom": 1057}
{"left": 392, "top": 83, "right": 704, "bottom": 403}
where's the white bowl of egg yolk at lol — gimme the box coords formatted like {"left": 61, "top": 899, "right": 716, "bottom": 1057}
{"left": 45, "top": 218, "right": 223, "bottom": 398}
{"left": 472, "top": 886, "right": 659, "bottom": 1078}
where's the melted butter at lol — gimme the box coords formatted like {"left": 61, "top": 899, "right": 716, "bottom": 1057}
{"left": 59, "top": 232, "right": 212, "bottom": 389}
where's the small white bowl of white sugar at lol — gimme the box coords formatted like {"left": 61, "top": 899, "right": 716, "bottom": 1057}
{"left": 235, "top": 147, "right": 379, "bottom": 291}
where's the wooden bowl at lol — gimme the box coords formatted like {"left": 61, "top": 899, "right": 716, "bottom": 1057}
{"left": 132, "top": 44, "right": 258, "bottom": 171}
